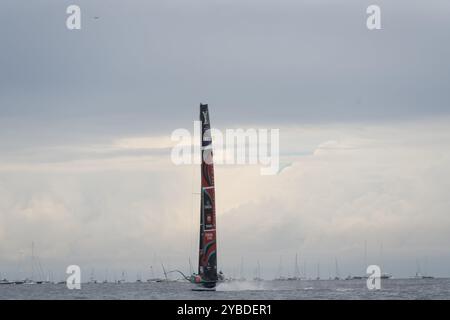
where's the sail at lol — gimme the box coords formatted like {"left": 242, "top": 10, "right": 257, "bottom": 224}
{"left": 198, "top": 104, "right": 218, "bottom": 284}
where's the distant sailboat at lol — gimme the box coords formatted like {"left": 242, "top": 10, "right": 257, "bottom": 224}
{"left": 316, "top": 262, "right": 321, "bottom": 281}
{"left": 239, "top": 257, "right": 246, "bottom": 281}
{"left": 253, "top": 260, "right": 263, "bottom": 281}
{"left": 0, "top": 274, "right": 12, "bottom": 285}
{"left": 88, "top": 269, "right": 98, "bottom": 284}
{"left": 413, "top": 259, "right": 434, "bottom": 279}
{"left": 274, "top": 256, "right": 287, "bottom": 281}
{"left": 103, "top": 269, "right": 108, "bottom": 283}
{"left": 117, "top": 271, "right": 126, "bottom": 284}
{"left": 147, "top": 265, "right": 162, "bottom": 282}
{"left": 19, "top": 242, "right": 45, "bottom": 285}
{"left": 346, "top": 241, "right": 369, "bottom": 280}
{"left": 334, "top": 258, "right": 341, "bottom": 280}
{"left": 0, "top": 280, "right": 12, "bottom": 285}
{"left": 136, "top": 272, "right": 142, "bottom": 283}
{"left": 28, "top": 242, "right": 41, "bottom": 284}
{"left": 379, "top": 242, "right": 392, "bottom": 279}
{"left": 287, "top": 253, "right": 301, "bottom": 281}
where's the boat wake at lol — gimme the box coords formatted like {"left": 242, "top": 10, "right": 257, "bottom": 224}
{"left": 335, "top": 288, "right": 354, "bottom": 292}
{"left": 216, "top": 281, "right": 266, "bottom": 292}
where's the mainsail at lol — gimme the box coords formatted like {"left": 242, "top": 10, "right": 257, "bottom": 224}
{"left": 198, "top": 103, "right": 218, "bottom": 288}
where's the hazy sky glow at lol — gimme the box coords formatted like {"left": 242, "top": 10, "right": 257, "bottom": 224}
{"left": 1, "top": 0, "right": 450, "bottom": 280}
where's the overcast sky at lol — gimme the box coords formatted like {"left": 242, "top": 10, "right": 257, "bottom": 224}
{"left": 1, "top": 0, "right": 450, "bottom": 280}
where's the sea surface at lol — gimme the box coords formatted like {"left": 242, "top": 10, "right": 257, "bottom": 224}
{"left": 1, "top": 279, "right": 449, "bottom": 300}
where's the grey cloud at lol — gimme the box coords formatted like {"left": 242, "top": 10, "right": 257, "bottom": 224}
{"left": 1, "top": 0, "right": 450, "bottom": 151}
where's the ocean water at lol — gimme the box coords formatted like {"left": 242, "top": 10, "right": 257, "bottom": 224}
{"left": 0, "top": 279, "right": 449, "bottom": 300}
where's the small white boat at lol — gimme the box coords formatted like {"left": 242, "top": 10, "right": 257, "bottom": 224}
{"left": 0, "top": 278, "right": 12, "bottom": 285}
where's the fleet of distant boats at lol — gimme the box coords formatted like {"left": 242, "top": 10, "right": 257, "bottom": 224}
{"left": 0, "top": 253, "right": 436, "bottom": 285}
{"left": 0, "top": 273, "right": 436, "bottom": 285}
{"left": 0, "top": 242, "right": 435, "bottom": 286}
